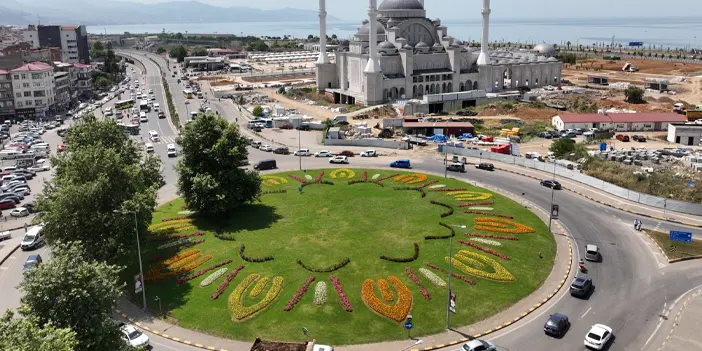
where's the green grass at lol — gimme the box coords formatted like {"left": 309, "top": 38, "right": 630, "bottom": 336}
{"left": 647, "top": 230, "right": 702, "bottom": 260}
{"left": 133, "top": 169, "right": 556, "bottom": 345}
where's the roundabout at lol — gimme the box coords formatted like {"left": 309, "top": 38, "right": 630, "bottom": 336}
{"left": 140, "top": 169, "right": 556, "bottom": 344}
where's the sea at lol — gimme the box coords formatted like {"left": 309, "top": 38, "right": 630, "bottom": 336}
{"left": 90, "top": 16, "right": 702, "bottom": 49}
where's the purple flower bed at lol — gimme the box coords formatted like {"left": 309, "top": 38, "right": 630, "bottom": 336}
{"left": 329, "top": 275, "right": 353, "bottom": 312}
{"left": 283, "top": 275, "right": 316, "bottom": 311}
{"left": 210, "top": 264, "right": 245, "bottom": 300}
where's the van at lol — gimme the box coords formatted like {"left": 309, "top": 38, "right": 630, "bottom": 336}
{"left": 0, "top": 150, "right": 18, "bottom": 160}
{"left": 251, "top": 141, "right": 262, "bottom": 149}
{"left": 144, "top": 143, "right": 154, "bottom": 153}
{"left": 148, "top": 130, "right": 160, "bottom": 142}
{"left": 153, "top": 103, "right": 160, "bottom": 111}
{"left": 253, "top": 159, "right": 277, "bottom": 171}
{"left": 585, "top": 244, "right": 600, "bottom": 262}
{"left": 30, "top": 143, "right": 50, "bottom": 151}
{"left": 20, "top": 225, "right": 44, "bottom": 251}
{"left": 166, "top": 144, "right": 177, "bottom": 157}
{"left": 190, "top": 111, "right": 198, "bottom": 120}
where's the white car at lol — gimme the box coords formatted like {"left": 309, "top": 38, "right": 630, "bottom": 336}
{"left": 12, "top": 187, "right": 31, "bottom": 196}
{"left": 140, "top": 114, "right": 148, "bottom": 123}
{"left": 10, "top": 207, "right": 29, "bottom": 217}
{"left": 167, "top": 144, "right": 177, "bottom": 158}
{"left": 329, "top": 156, "right": 349, "bottom": 164}
{"left": 461, "top": 339, "right": 496, "bottom": 351}
{"left": 584, "top": 324, "right": 613, "bottom": 350}
{"left": 119, "top": 323, "right": 150, "bottom": 348}
{"left": 148, "top": 130, "right": 160, "bottom": 142}
{"left": 315, "top": 150, "right": 333, "bottom": 157}
{"left": 294, "top": 149, "right": 312, "bottom": 156}
{"left": 260, "top": 145, "right": 273, "bottom": 152}
{"left": 360, "top": 149, "right": 377, "bottom": 157}
{"left": 29, "top": 159, "right": 50, "bottom": 172}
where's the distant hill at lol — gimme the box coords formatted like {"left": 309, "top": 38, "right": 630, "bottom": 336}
{"left": 0, "top": 0, "right": 338, "bottom": 26}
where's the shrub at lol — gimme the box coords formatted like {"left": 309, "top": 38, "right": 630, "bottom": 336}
{"left": 380, "top": 243, "right": 419, "bottom": 262}
{"left": 425, "top": 222, "right": 456, "bottom": 240}
{"left": 430, "top": 200, "right": 454, "bottom": 217}
{"left": 296, "top": 257, "right": 350, "bottom": 272}
{"left": 239, "top": 244, "right": 274, "bottom": 262}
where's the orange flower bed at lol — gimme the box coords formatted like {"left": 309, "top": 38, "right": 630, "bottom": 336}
{"left": 162, "top": 249, "right": 200, "bottom": 265}
{"left": 474, "top": 217, "right": 535, "bottom": 234}
{"left": 378, "top": 279, "right": 394, "bottom": 301}
{"left": 361, "top": 276, "right": 412, "bottom": 322}
{"left": 144, "top": 251, "right": 211, "bottom": 282}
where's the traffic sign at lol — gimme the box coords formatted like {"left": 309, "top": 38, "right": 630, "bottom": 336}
{"left": 551, "top": 204, "right": 559, "bottom": 220}
{"left": 670, "top": 230, "right": 692, "bottom": 243}
{"left": 404, "top": 321, "right": 413, "bottom": 330}
{"left": 629, "top": 41, "right": 644, "bottom": 47}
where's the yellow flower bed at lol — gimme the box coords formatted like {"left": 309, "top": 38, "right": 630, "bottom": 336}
{"left": 447, "top": 191, "right": 493, "bottom": 201}
{"left": 261, "top": 175, "right": 289, "bottom": 187}
{"left": 330, "top": 168, "right": 355, "bottom": 179}
{"left": 454, "top": 253, "right": 486, "bottom": 269}
{"left": 229, "top": 274, "right": 284, "bottom": 321}
{"left": 378, "top": 279, "right": 394, "bottom": 302}
{"left": 361, "top": 276, "right": 412, "bottom": 322}
{"left": 445, "top": 250, "right": 514, "bottom": 282}
{"left": 144, "top": 251, "right": 210, "bottom": 282}
{"left": 474, "top": 217, "right": 535, "bottom": 234}
{"left": 148, "top": 219, "right": 193, "bottom": 232}
{"left": 163, "top": 249, "right": 200, "bottom": 265}
{"left": 250, "top": 276, "right": 269, "bottom": 297}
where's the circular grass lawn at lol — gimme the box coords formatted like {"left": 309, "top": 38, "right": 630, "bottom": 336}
{"left": 138, "top": 169, "right": 556, "bottom": 345}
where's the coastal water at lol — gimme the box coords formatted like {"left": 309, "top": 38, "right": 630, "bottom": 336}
{"left": 91, "top": 16, "right": 702, "bottom": 49}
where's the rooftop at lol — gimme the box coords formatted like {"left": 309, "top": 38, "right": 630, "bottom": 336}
{"left": 557, "top": 113, "right": 613, "bottom": 123}
{"left": 72, "top": 63, "right": 91, "bottom": 69}
{"left": 0, "top": 69, "right": 8, "bottom": 75}
{"left": 10, "top": 61, "right": 52, "bottom": 72}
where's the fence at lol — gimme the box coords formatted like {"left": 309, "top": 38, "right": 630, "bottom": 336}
{"left": 324, "top": 138, "right": 409, "bottom": 150}
{"left": 445, "top": 146, "right": 702, "bottom": 216}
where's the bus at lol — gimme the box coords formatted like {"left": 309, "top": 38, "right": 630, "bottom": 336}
{"left": 115, "top": 99, "right": 135, "bottom": 110}
{"left": 139, "top": 100, "right": 150, "bottom": 112}
{"left": 124, "top": 124, "right": 140, "bottom": 135}
{"left": 183, "top": 89, "right": 193, "bottom": 99}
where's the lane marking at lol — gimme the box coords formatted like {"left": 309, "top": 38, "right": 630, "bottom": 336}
{"left": 580, "top": 307, "right": 592, "bottom": 319}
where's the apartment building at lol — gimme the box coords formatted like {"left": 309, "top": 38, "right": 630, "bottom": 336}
{"left": 23, "top": 25, "right": 89, "bottom": 64}
{"left": 72, "top": 63, "right": 92, "bottom": 95}
{"left": 10, "top": 62, "right": 55, "bottom": 120}
{"left": 0, "top": 69, "right": 15, "bottom": 121}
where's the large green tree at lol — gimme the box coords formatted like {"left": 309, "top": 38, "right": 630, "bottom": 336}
{"left": 190, "top": 46, "right": 207, "bottom": 56}
{"left": 176, "top": 114, "right": 261, "bottom": 216}
{"left": 37, "top": 117, "right": 161, "bottom": 263}
{"left": 19, "top": 241, "right": 125, "bottom": 351}
{"left": 625, "top": 86, "right": 645, "bottom": 104}
{"left": 0, "top": 310, "right": 78, "bottom": 351}
{"left": 169, "top": 45, "right": 188, "bottom": 63}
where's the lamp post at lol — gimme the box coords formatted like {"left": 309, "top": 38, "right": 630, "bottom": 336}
{"left": 298, "top": 126, "right": 302, "bottom": 170}
{"left": 154, "top": 296, "right": 163, "bottom": 317}
{"left": 447, "top": 224, "right": 465, "bottom": 329}
{"left": 548, "top": 161, "right": 557, "bottom": 233}
{"left": 114, "top": 209, "right": 147, "bottom": 310}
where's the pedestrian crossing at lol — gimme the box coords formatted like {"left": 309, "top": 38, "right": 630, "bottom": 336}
{"left": 132, "top": 135, "right": 177, "bottom": 145}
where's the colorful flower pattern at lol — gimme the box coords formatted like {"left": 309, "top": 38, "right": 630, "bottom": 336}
{"left": 250, "top": 276, "right": 270, "bottom": 297}
{"left": 283, "top": 275, "right": 316, "bottom": 311}
{"left": 445, "top": 250, "right": 515, "bottom": 282}
{"left": 314, "top": 281, "right": 327, "bottom": 305}
{"left": 261, "top": 175, "right": 289, "bottom": 186}
{"left": 418, "top": 267, "right": 447, "bottom": 287}
{"left": 474, "top": 217, "right": 535, "bottom": 234}
{"left": 330, "top": 168, "right": 355, "bottom": 179}
{"left": 458, "top": 240, "right": 510, "bottom": 259}
{"left": 361, "top": 276, "right": 413, "bottom": 322}
{"left": 404, "top": 267, "right": 431, "bottom": 300}
{"left": 200, "top": 268, "right": 228, "bottom": 287}
{"left": 329, "top": 275, "right": 353, "bottom": 312}
{"left": 229, "top": 274, "right": 284, "bottom": 321}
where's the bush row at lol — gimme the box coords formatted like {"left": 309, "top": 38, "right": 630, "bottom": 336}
{"left": 380, "top": 243, "right": 419, "bottom": 262}
{"left": 425, "top": 222, "right": 456, "bottom": 240}
{"left": 238, "top": 244, "right": 274, "bottom": 262}
{"left": 296, "top": 257, "right": 350, "bottom": 272}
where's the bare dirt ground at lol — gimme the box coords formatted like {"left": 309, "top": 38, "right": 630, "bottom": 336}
{"left": 254, "top": 88, "right": 336, "bottom": 120}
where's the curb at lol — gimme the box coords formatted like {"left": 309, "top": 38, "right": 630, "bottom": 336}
{"left": 656, "top": 289, "right": 702, "bottom": 351}
{"left": 0, "top": 244, "right": 20, "bottom": 267}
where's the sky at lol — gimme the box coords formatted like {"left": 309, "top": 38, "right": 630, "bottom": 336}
{"left": 117, "top": 0, "right": 702, "bottom": 21}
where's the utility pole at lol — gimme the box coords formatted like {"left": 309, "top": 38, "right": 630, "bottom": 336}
{"left": 548, "top": 162, "right": 557, "bottom": 232}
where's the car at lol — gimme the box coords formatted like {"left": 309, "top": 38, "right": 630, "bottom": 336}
{"left": 561, "top": 131, "right": 577, "bottom": 138}
{"left": 10, "top": 207, "right": 29, "bottom": 217}
{"left": 259, "top": 145, "right": 273, "bottom": 152}
{"left": 315, "top": 150, "right": 333, "bottom": 157}
{"left": 24, "top": 202, "right": 38, "bottom": 213}
{"left": 585, "top": 244, "right": 600, "bottom": 262}
{"left": 294, "top": 149, "right": 312, "bottom": 156}
{"left": 360, "top": 150, "right": 377, "bottom": 157}
{"left": 390, "top": 159, "right": 411, "bottom": 168}
{"left": 637, "top": 135, "right": 647, "bottom": 142}
{"left": 144, "top": 143, "right": 155, "bottom": 153}
{"left": 543, "top": 313, "right": 570, "bottom": 337}
{"left": 460, "top": 339, "right": 496, "bottom": 351}
{"left": 336, "top": 150, "right": 355, "bottom": 157}
{"left": 296, "top": 124, "right": 311, "bottom": 131}
{"left": 540, "top": 179, "right": 562, "bottom": 190}
{"left": 616, "top": 134, "right": 630, "bottom": 142}
{"left": 20, "top": 226, "right": 43, "bottom": 250}
{"left": 23, "top": 254, "right": 42, "bottom": 272}
{"left": 253, "top": 159, "right": 277, "bottom": 170}
{"left": 446, "top": 162, "right": 466, "bottom": 172}
{"left": 119, "top": 323, "right": 150, "bottom": 348}
{"left": 273, "top": 147, "right": 290, "bottom": 155}
{"left": 12, "top": 187, "right": 30, "bottom": 196}
{"left": 475, "top": 163, "right": 495, "bottom": 171}
{"left": 584, "top": 324, "right": 613, "bottom": 350}
{"left": 148, "top": 130, "right": 160, "bottom": 142}
{"left": 167, "top": 144, "right": 177, "bottom": 158}
{"left": 329, "top": 155, "right": 349, "bottom": 164}
{"left": 538, "top": 131, "right": 553, "bottom": 139}
{"left": 158, "top": 111, "right": 166, "bottom": 119}
{"left": 570, "top": 275, "right": 593, "bottom": 297}
{"left": 631, "top": 135, "right": 641, "bottom": 141}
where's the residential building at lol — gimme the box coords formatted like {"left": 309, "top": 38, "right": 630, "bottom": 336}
{"left": 54, "top": 71, "right": 71, "bottom": 109}
{"left": 667, "top": 123, "right": 702, "bottom": 146}
{"left": 1, "top": 42, "right": 31, "bottom": 56}
{"left": 72, "top": 63, "right": 93, "bottom": 96}
{"left": 0, "top": 69, "right": 15, "bottom": 121}
{"left": 22, "top": 47, "right": 62, "bottom": 63}
{"left": 53, "top": 62, "right": 78, "bottom": 102}
{"left": 552, "top": 112, "right": 686, "bottom": 132}
{"left": 23, "top": 25, "right": 90, "bottom": 64}
{"left": 10, "top": 61, "right": 56, "bottom": 120}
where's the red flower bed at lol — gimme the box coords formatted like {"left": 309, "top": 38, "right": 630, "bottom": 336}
{"left": 429, "top": 188, "right": 467, "bottom": 192}
{"left": 315, "top": 171, "right": 324, "bottom": 182}
{"left": 149, "top": 232, "right": 205, "bottom": 242}
{"left": 405, "top": 267, "right": 430, "bottom": 301}
{"left": 161, "top": 216, "right": 189, "bottom": 222}
{"left": 176, "top": 259, "right": 233, "bottom": 285}
{"left": 329, "top": 275, "right": 353, "bottom": 312}
{"left": 458, "top": 240, "right": 511, "bottom": 260}
{"left": 417, "top": 180, "right": 439, "bottom": 189}
{"left": 465, "top": 233, "right": 519, "bottom": 241}
{"left": 457, "top": 201, "right": 496, "bottom": 207}
{"left": 177, "top": 239, "right": 205, "bottom": 250}
{"left": 288, "top": 174, "right": 307, "bottom": 184}
{"left": 283, "top": 275, "right": 316, "bottom": 311}
{"left": 376, "top": 173, "right": 400, "bottom": 182}
{"left": 362, "top": 171, "right": 368, "bottom": 181}
{"left": 463, "top": 211, "right": 514, "bottom": 219}
{"left": 423, "top": 262, "right": 476, "bottom": 285}
{"left": 210, "top": 264, "right": 245, "bottom": 300}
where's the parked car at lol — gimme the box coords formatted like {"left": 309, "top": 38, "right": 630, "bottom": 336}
{"left": 259, "top": 145, "right": 273, "bottom": 152}
{"left": 570, "top": 275, "right": 593, "bottom": 298}
{"left": 390, "top": 159, "right": 411, "bottom": 168}
{"left": 20, "top": 226, "right": 43, "bottom": 250}
{"left": 637, "top": 135, "right": 647, "bottom": 142}
{"left": 0, "top": 198, "right": 16, "bottom": 210}
{"left": 616, "top": 134, "right": 630, "bottom": 142}
{"left": 119, "top": 323, "right": 150, "bottom": 348}
{"left": 335, "top": 150, "right": 355, "bottom": 157}
{"left": 24, "top": 202, "right": 38, "bottom": 213}
{"left": 279, "top": 124, "right": 294, "bottom": 130}
{"left": 584, "top": 324, "right": 613, "bottom": 350}
{"left": 253, "top": 159, "right": 277, "bottom": 171}
{"left": 23, "top": 254, "right": 42, "bottom": 272}
{"left": 273, "top": 147, "right": 290, "bottom": 155}
{"left": 10, "top": 207, "right": 29, "bottom": 217}
{"left": 294, "top": 149, "right": 312, "bottom": 156}
{"left": 460, "top": 339, "right": 496, "bottom": 351}
{"left": 315, "top": 150, "right": 333, "bottom": 157}
{"left": 540, "top": 179, "right": 562, "bottom": 189}
{"left": 296, "top": 124, "right": 311, "bottom": 131}
{"left": 446, "top": 162, "right": 466, "bottom": 172}
{"left": 360, "top": 150, "right": 377, "bottom": 157}
{"left": 329, "top": 156, "right": 349, "bottom": 164}
{"left": 475, "top": 163, "right": 495, "bottom": 171}
{"left": 543, "top": 313, "right": 570, "bottom": 337}
{"left": 538, "top": 131, "right": 553, "bottom": 139}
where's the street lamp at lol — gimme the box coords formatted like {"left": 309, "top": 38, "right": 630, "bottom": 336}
{"left": 114, "top": 209, "right": 147, "bottom": 310}
{"left": 446, "top": 224, "right": 465, "bottom": 329}
{"left": 548, "top": 161, "right": 557, "bottom": 233}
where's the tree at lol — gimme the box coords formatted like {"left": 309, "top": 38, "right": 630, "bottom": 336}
{"left": 252, "top": 105, "right": 264, "bottom": 117}
{"left": 549, "top": 138, "right": 576, "bottom": 158}
{"left": 95, "top": 76, "right": 111, "bottom": 90}
{"left": 91, "top": 41, "right": 105, "bottom": 58}
{"left": 156, "top": 47, "right": 166, "bottom": 54}
{"left": 168, "top": 45, "right": 187, "bottom": 63}
{"left": 176, "top": 114, "right": 261, "bottom": 216}
{"left": 190, "top": 46, "right": 207, "bottom": 56}
{"left": 36, "top": 117, "right": 161, "bottom": 263}
{"left": 0, "top": 310, "right": 78, "bottom": 351}
{"left": 19, "top": 241, "right": 125, "bottom": 351}
{"left": 93, "top": 41, "right": 104, "bottom": 52}
{"left": 624, "top": 86, "right": 645, "bottom": 104}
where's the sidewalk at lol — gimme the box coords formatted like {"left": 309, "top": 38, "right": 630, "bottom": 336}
{"left": 658, "top": 288, "right": 702, "bottom": 351}
{"left": 0, "top": 230, "right": 25, "bottom": 266}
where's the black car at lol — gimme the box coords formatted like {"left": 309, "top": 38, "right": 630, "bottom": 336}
{"left": 23, "top": 254, "right": 42, "bottom": 272}
{"left": 253, "top": 159, "right": 277, "bottom": 171}
{"left": 570, "top": 275, "right": 593, "bottom": 298}
{"left": 475, "top": 163, "right": 495, "bottom": 171}
{"left": 296, "top": 124, "right": 311, "bottom": 131}
{"left": 273, "top": 147, "right": 290, "bottom": 155}
{"left": 538, "top": 132, "right": 553, "bottom": 139}
{"left": 24, "top": 202, "right": 38, "bottom": 213}
{"left": 543, "top": 313, "right": 570, "bottom": 337}
{"left": 540, "top": 179, "right": 562, "bottom": 190}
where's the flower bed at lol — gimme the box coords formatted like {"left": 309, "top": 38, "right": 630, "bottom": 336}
{"left": 315, "top": 171, "right": 325, "bottom": 182}
{"left": 376, "top": 173, "right": 400, "bottom": 182}
{"left": 200, "top": 267, "right": 228, "bottom": 287}
{"left": 380, "top": 243, "right": 419, "bottom": 262}
{"left": 261, "top": 175, "right": 289, "bottom": 186}
{"left": 314, "top": 281, "right": 327, "bottom": 305}
{"left": 428, "top": 184, "right": 446, "bottom": 189}
{"left": 362, "top": 171, "right": 368, "bottom": 181}
{"left": 180, "top": 255, "right": 212, "bottom": 272}
{"left": 378, "top": 279, "right": 394, "bottom": 301}
{"left": 423, "top": 262, "right": 476, "bottom": 285}
{"left": 296, "top": 257, "right": 350, "bottom": 272}
{"left": 214, "top": 231, "right": 236, "bottom": 241}
{"left": 330, "top": 168, "right": 355, "bottom": 179}
{"left": 148, "top": 219, "right": 193, "bottom": 232}
{"left": 372, "top": 173, "right": 381, "bottom": 180}
{"left": 466, "top": 207, "right": 494, "bottom": 211}
{"left": 361, "top": 276, "right": 412, "bottom": 322}
{"left": 430, "top": 200, "right": 454, "bottom": 217}
{"left": 418, "top": 267, "right": 447, "bottom": 287}
{"left": 283, "top": 275, "right": 315, "bottom": 311}
{"left": 229, "top": 274, "right": 284, "bottom": 320}
{"left": 404, "top": 174, "right": 429, "bottom": 184}
{"left": 446, "top": 250, "right": 515, "bottom": 282}
{"left": 250, "top": 276, "right": 270, "bottom": 298}
{"left": 239, "top": 244, "right": 274, "bottom": 262}
{"left": 429, "top": 188, "right": 467, "bottom": 192}
{"left": 176, "top": 239, "right": 204, "bottom": 250}
{"left": 168, "top": 252, "right": 203, "bottom": 270}
{"left": 329, "top": 275, "right": 353, "bottom": 312}
{"left": 393, "top": 186, "right": 426, "bottom": 198}
{"left": 469, "top": 238, "right": 503, "bottom": 247}
{"left": 161, "top": 216, "right": 190, "bottom": 222}
{"left": 163, "top": 249, "right": 200, "bottom": 265}
{"left": 457, "top": 201, "right": 496, "bottom": 208}
{"left": 425, "top": 222, "right": 456, "bottom": 240}
{"left": 288, "top": 174, "right": 307, "bottom": 184}
{"left": 417, "top": 180, "right": 439, "bottom": 189}
{"left": 305, "top": 175, "right": 314, "bottom": 181}
{"left": 447, "top": 191, "right": 493, "bottom": 201}
{"left": 464, "top": 211, "right": 513, "bottom": 218}
{"left": 177, "top": 259, "right": 233, "bottom": 285}
{"left": 211, "top": 264, "right": 245, "bottom": 300}
{"left": 261, "top": 190, "right": 287, "bottom": 195}
{"left": 458, "top": 240, "right": 510, "bottom": 260}
{"left": 404, "top": 267, "right": 431, "bottom": 300}
{"left": 149, "top": 232, "right": 205, "bottom": 242}
{"left": 348, "top": 179, "right": 384, "bottom": 187}
{"left": 474, "top": 217, "right": 536, "bottom": 234}
{"left": 465, "top": 232, "right": 519, "bottom": 241}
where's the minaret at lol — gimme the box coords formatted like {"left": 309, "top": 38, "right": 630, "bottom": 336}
{"left": 363, "top": 0, "right": 381, "bottom": 73}
{"left": 317, "top": 0, "right": 329, "bottom": 64}
{"left": 477, "top": 0, "right": 491, "bottom": 65}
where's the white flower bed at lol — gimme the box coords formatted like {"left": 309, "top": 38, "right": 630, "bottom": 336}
{"left": 470, "top": 238, "right": 502, "bottom": 246}
{"left": 419, "top": 267, "right": 447, "bottom": 287}
{"left": 305, "top": 174, "right": 313, "bottom": 180}
{"left": 429, "top": 184, "right": 446, "bottom": 189}
{"left": 157, "top": 238, "right": 191, "bottom": 250}
{"left": 468, "top": 207, "right": 494, "bottom": 211}
{"left": 200, "top": 268, "right": 228, "bottom": 287}
{"left": 314, "top": 281, "right": 327, "bottom": 305}
{"left": 372, "top": 173, "right": 381, "bottom": 180}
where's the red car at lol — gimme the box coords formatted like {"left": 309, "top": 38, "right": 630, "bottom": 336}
{"left": 57, "top": 144, "right": 67, "bottom": 152}
{"left": 0, "top": 199, "right": 16, "bottom": 210}
{"left": 616, "top": 134, "right": 630, "bottom": 142}
{"left": 335, "top": 150, "right": 355, "bottom": 157}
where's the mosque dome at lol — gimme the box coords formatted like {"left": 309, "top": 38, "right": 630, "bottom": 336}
{"left": 378, "top": 41, "right": 398, "bottom": 54}
{"left": 402, "top": 44, "right": 413, "bottom": 50}
{"left": 454, "top": 40, "right": 464, "bottom": 45}
{"left": 415, "top": 41, "right": 430, "bottom": 53}
{"left": 533, "top": 43, "right": 557, "bottom": 57}
{"left": 378, "top": 0, "right": 424, "bottom": 10}
{"left": 547, "top": 56, "right": 559, "bottom": 62}
{"left": 356, "top": 21, "right": 386, "bottom": 36}
{"left": 432, "top": 42, "right": 445, "bottom": 51}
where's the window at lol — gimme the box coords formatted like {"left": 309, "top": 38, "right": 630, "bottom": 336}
{"left": 25, "top": 100, "right": 32, "bottom": 106}
{"left": 22, "top": 83, "right": 29, "bottom": 88}
{"left": 21, "top": 74, "right": 26, "bottom": 79}
{"left": 34, "top": 99, "right": 43, "bottom": 106}
{"left": 16, "top": 101, "right": 22, "bottom": 107}
{"left": 31, "top": 73, "right": 42, "bottom": 80}
{"left": 23, "top": 91, "right": 31, "bottom": 97}
{"left": 6, "top": 101, "right": 13, "bottom": 107}
{"left": 13, "top": 75, "right": 19, "bottom": 80}
{"left": 15, "top": 92, "right": 21, "bottom": 98}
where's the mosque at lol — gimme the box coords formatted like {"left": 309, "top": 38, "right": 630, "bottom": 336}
{"left": 315, "top": 0, "right": 562, "bottom": 109}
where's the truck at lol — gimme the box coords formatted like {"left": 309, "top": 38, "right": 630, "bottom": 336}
{"left": 332, "top": 115, "right": 348, "bottom": 125}
{"left": 250, "top": 338, "right": 333, "bottom": 351}
{"left": 622, "top": 62, "right": 639, "bottom": 72}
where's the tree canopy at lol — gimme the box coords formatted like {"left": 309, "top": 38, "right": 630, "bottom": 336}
{"left": 19, "top": 241, "right": 126, "bottom": 351}
{"left": 625, "top": 86, "right": 645, "bottom": 104}
{"left": 252, "top": 105, "right": 264, "bottom": 117}
{"left": 176, "top": 114, "right": 261, "bottom": 216}
{"left": 190, "top": 46, "right": 207, "bottom": 56}
{"left": 549, "top": 138, "right": 576, "bottom": 158}
{"left": 169, "top": 45, "right": 188, "bottom": 63}
{"left": 0, "top": 310, "right": 78, "bottom": 351}
{"left": 36, "top": 117, "right": 162, "bottom": 263}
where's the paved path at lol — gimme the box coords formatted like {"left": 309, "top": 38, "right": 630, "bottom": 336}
{"left": 657, "top": 288, "right": 702, "bottom": 351}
